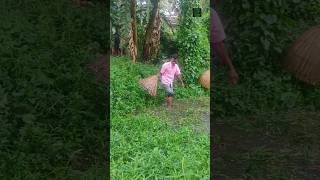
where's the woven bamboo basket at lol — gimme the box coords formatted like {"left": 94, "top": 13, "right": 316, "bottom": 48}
{"left": 199, "top": 69, "right": 210, "bottom": 89}
{"left": 139, "top": 73, "right": 159, "bottom": 96}
{"left": 284, "top": 26, "right": 320, "bottom": 85}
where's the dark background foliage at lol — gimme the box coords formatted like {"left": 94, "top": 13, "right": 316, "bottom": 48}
{"left": 0, "top": 0, "right": 107, "bottom": 178}
{"left": 213, "top": 0, "right": 320, "bottom": 117}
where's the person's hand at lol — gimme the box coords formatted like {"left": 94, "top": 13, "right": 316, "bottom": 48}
{"left": 180, "top": 82, "right": 185, "bottom": 88}
{"left": 227, "top": 68, "right": 239, "bottom": 85}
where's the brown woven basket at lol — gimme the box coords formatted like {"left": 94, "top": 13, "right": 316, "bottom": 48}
{"left": 139, "top": 73, "right": 159, "bottom": 96}
{"left": 284, "top": 26, "right": 320, "bottom": 85}
{"left": 199, "top": 69, "right": 210, "bottom": 89}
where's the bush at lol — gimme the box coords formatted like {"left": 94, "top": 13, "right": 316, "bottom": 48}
{"left": 212, "top": 0, "right": 320, "bottom": 117}
{"left": 177, "top": 0, "right": 210, "bottom": 84}
{"left": 110, "top": 57, "right": 162, "bottom": 115}
{"left": 0, "top": 0, "right": 107, "bottom": 178}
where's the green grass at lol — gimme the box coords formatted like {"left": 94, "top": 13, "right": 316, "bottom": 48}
{"left": 110, "top": 57, "right": 210, "bottom": 179}
{"left": 111, "top": 114, "right": 209, "bottom": 179}
{"left": 213, "top": 110, "right": 320, "bottom": 179}
{"left": 0, "top": 0, "right": 107, "bottom": 179}
{"left": 110, "top": 57, "right": 209, "bottom": 116}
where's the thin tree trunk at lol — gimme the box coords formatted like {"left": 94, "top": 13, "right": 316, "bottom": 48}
{"left": 129, "top": 0, "right": 138, "bottom": 62}
{"left": 143, "top": 0, "right": 159, "bottom": 61}
{"left": 114, "top": 26, "right": 121, "bottom": 56}
{"left": 153, "top": 10, "right": 161, "bottom": 58}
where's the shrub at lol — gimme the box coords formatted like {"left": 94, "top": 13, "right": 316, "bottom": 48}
{"left": 212, "top": 0, "right": 320, "bottom": 117}
{"left": 177, "top": 0, "right": 210, "bottom": 84}
{"left": 0, "top": 0, "right": 107, "bottom": 178}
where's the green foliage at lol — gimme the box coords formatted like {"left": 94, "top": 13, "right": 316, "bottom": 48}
{"left": 110, "top": 56, "right": 208, "bottom": 115}
{"left": 212, "top": 0, "right": 320, "bottom": 117}
{"left": 111, "top": 113, "right": 209, "bottom": 179}
{"left": 176, "top": 0, "right": 210, "bottom": 84}
{"left": 213, "top": 1, "right": 320, "bottom": 178}
{"left": 111, "top": 0, "right": 131, "bottom": 49}
{"left": 159, "top": 18, "right": 178, "bottom": 57}
{"left": 111, "top": 56, "right": 210, "bottom": 178}
{"left": 0, "top": 0, "right": 107, "bottom": 178}
{"left": 137, "top": 19, "right": 147, "bottom": 59}
{"left": 110, "top": 57, "right": 162, "bottom": 115}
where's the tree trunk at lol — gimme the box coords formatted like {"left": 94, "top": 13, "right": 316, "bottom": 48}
{"left": 153, "top": 10, "right": 161, "bottom": 59}
{"left": 129, "top": 0, "right": 138, "bottom": 63}
{"left": 113, "top": 26, "right": 121, "bottom": 56}
{"left": 143, "top": 0, "right": 159, "bottom": 61}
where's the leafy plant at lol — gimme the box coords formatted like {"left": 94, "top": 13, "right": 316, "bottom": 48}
{"left": 0, "top": 0, "right": 107, "bottom": 178}
{"left": 110, "top": 56, "right": 208, "bottom": 116}
{"left": 212, "top": 0, "right": 320, "bottom": 117}
{"left": 176, "top": 0, "right": 210, "bottom": 84}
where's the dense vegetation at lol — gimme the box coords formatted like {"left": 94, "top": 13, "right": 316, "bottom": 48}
{"left": 213, "top": 0, "right": 320, "bottom": 117}
{"left": 213, "top": 0, "right": 320, "bottom": 179}
{"left": 110, "top": 57, "right": 208, "bottom": 116}
{"left": 177, "top": 0, "right": 210, "bottom": 84}
{"left": 110, "top": 57, "right": 210, "bottom": 179}
{"left": 110, "top": 2, "right": 211, "bottom": 177}
{"left": 0, "top": 0, "right": 107, "bottom": 179}
{"left": 111, "top": 0, "right": 210, "bottom": 83}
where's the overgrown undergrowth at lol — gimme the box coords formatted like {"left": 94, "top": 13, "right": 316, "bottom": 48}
{"left": 110, "top": 57, "right": 210, "bottom": 179}
{"left": 110, "top": 57, "right": 209, "bottom": 116}
{"left": 0, "top": 0, "right": 107, "bottom": 179}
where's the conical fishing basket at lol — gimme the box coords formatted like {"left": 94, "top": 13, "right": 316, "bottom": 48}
{"left": 284, "top": 25, "right": 320, "bottom": 85}
{"left": 139, "top": 73, "right": 159, "bottom": 96}
{"left": 199, "top": 69, "right": 210, "bottom": 89}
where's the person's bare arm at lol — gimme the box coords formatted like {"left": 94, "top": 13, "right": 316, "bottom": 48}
{"left": 213, "top": 41, "right": 239, "bottom": 84}
{"left": 214, "top": 42, "right": 234, "bottom": 70}
{"left": 159, "top": 64, "right": 166, "bottom": 78}
{"left": 176, "top": 74, "right": 184, "bottom": 87}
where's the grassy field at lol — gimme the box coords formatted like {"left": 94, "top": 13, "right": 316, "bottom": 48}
{"left": 110, "top": 57, "right": 210, "bottom": 179}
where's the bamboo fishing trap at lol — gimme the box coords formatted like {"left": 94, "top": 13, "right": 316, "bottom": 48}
{"left": 284, "top": 25, "right": 320, "bottom": 85}
{"left": 139, "top": 73, "right": 160, "bottom": 96}
{"left": 199, "top": 69, "right": 210, "bottom": 89}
